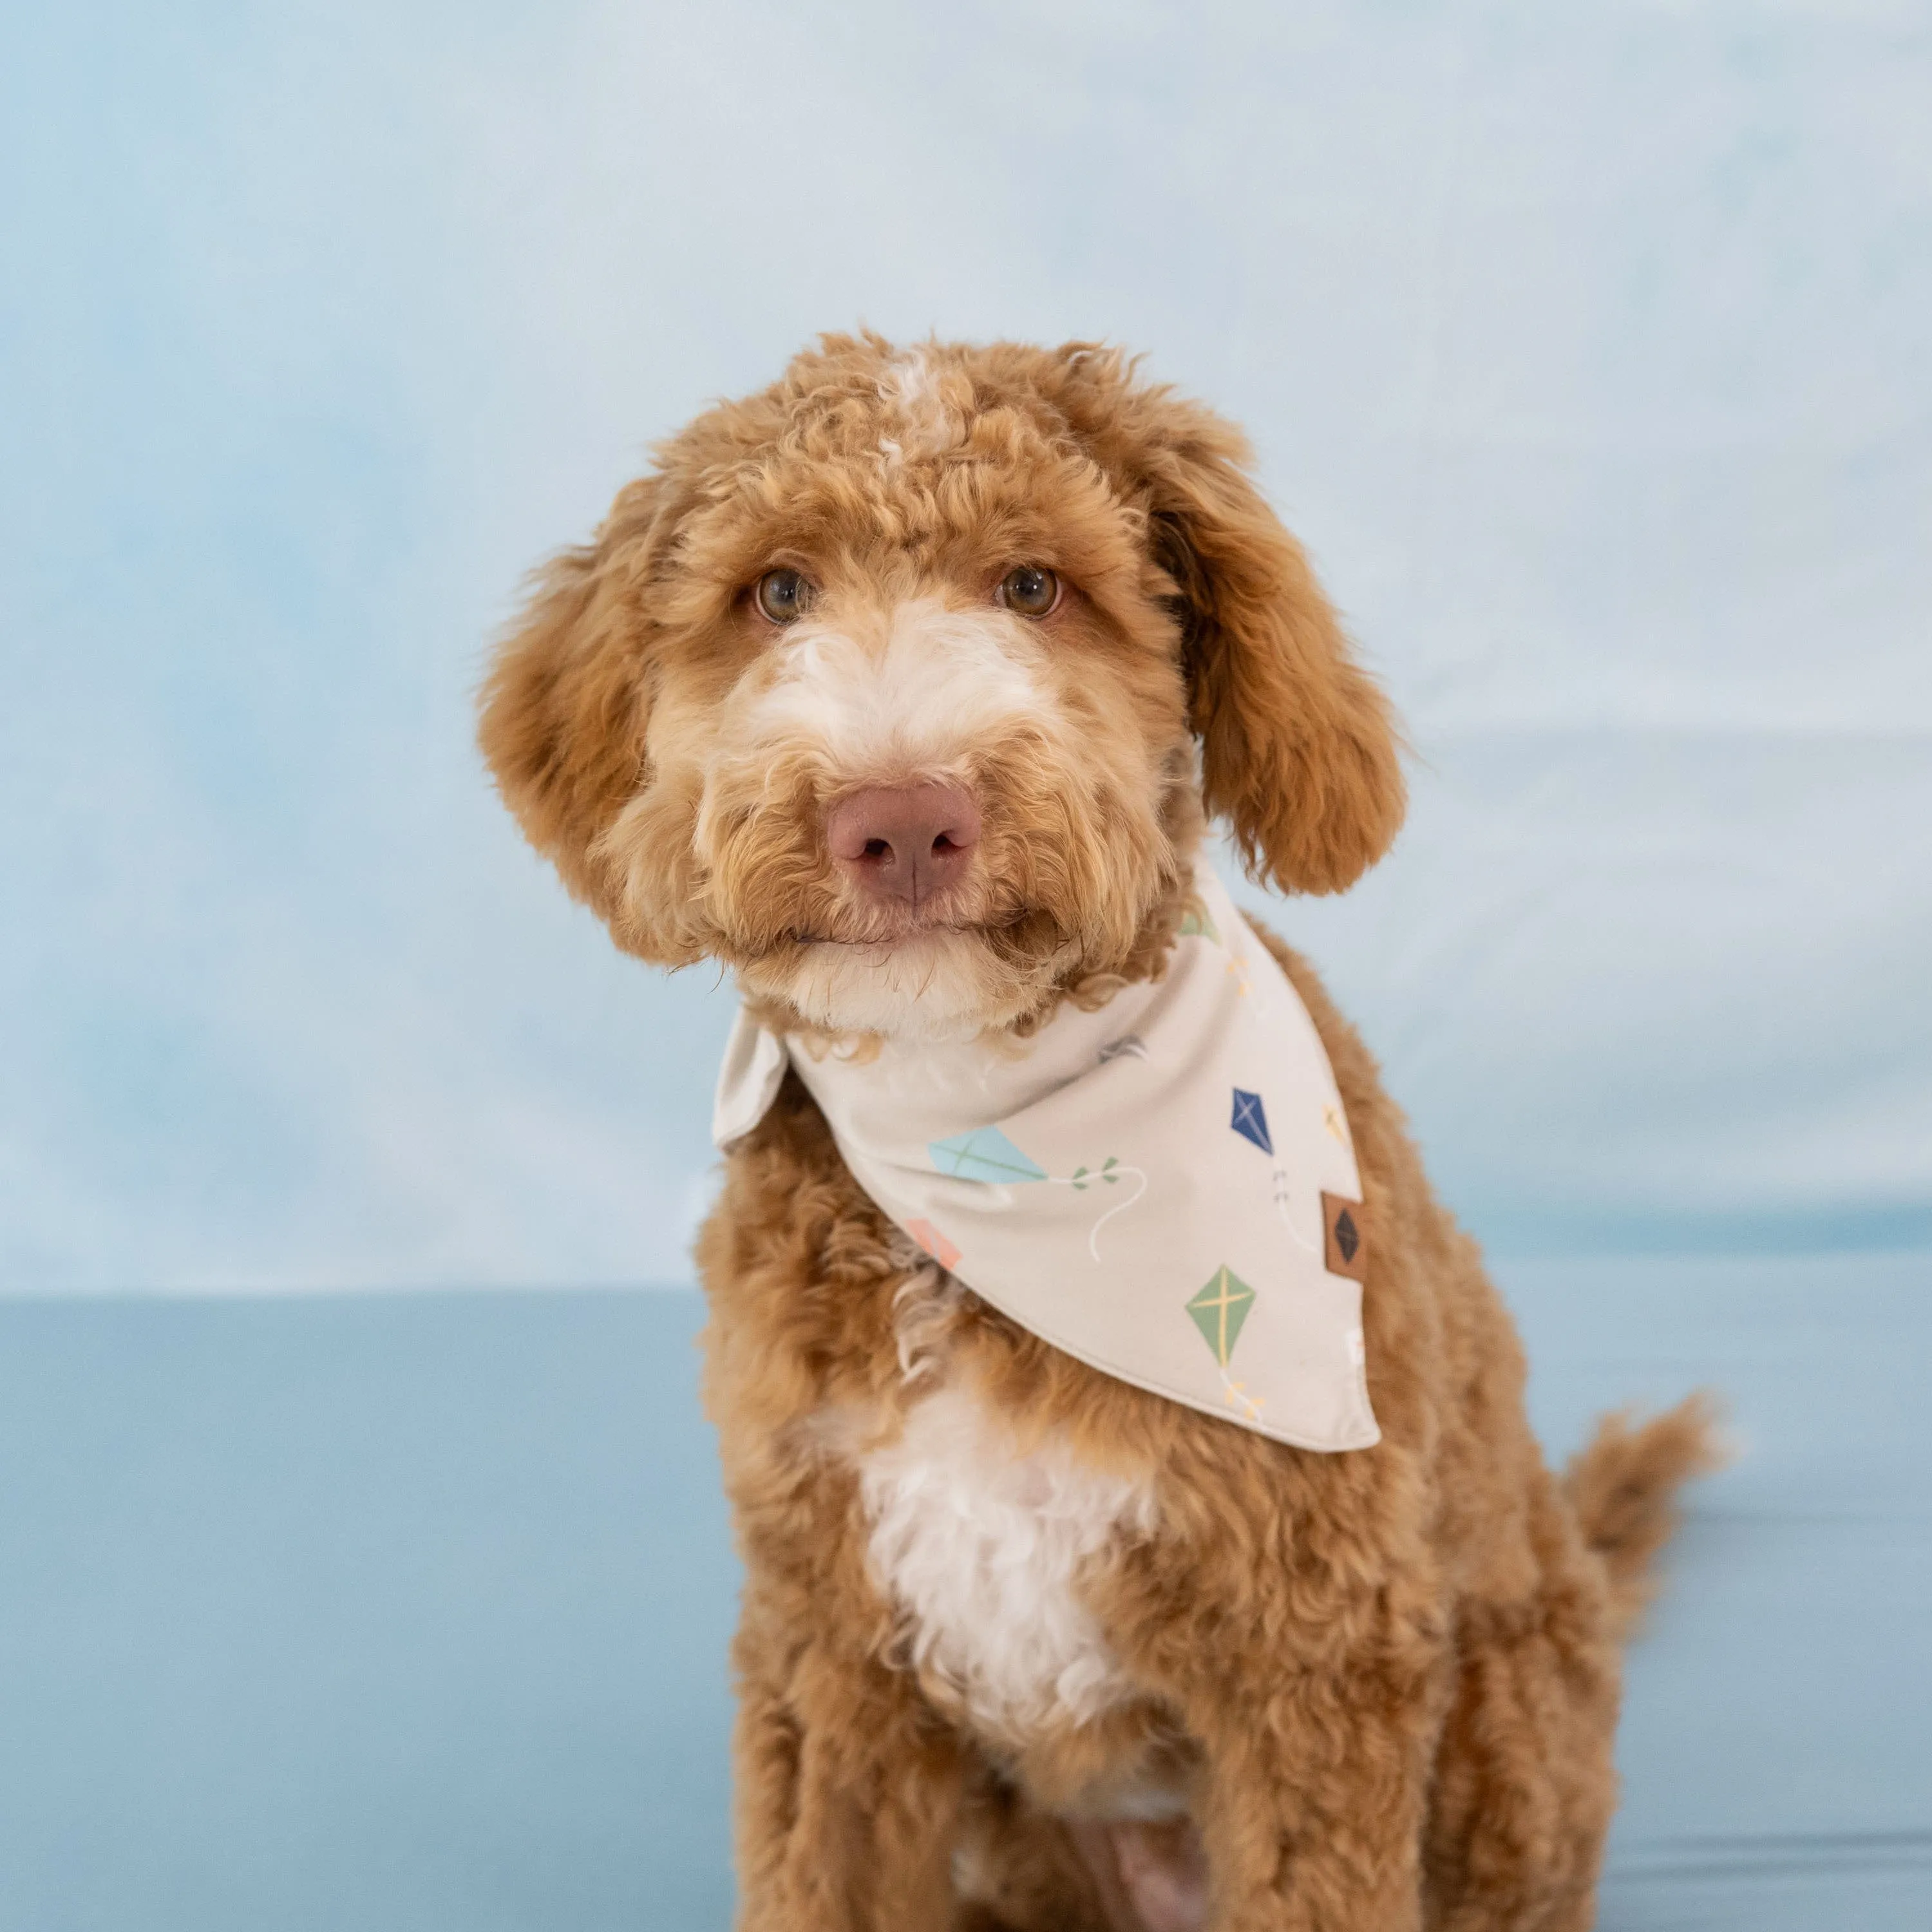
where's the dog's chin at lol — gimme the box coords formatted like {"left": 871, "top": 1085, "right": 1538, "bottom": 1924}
{"left": 741, "top": 929, "right": 1062, "bottom": 1044}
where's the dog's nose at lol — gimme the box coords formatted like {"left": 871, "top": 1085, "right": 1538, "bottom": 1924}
{"left": 826, "top": 783, "right": 981, "bottom": 906}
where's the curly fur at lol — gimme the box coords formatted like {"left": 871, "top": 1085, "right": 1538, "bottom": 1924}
{"left": 478, "top": 332, "right": 1716, "bottom": 1931}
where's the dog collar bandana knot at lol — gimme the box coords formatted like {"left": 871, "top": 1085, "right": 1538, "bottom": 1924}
{"left": 713, "top": 867, "right": 1378, "bottom": 1452}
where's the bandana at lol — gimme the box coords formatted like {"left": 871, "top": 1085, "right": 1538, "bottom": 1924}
{"left": 712, "top": 866, "right": 1378, "bottom": 1452}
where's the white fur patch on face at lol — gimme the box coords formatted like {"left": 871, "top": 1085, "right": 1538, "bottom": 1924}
{"left": 731, "top": 595, "right": 1054, "bottom": 784}
{"left": 779, "top": 931, "right": 1024, "bottom": 1043}
{"left": 858, "top": 1383, "right": 1155, "bottom": 1741}
{"left": 713, "top": 593, "right": 1080, "bottom": 1038}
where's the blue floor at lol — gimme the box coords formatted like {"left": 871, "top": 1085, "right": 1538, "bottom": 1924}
{"left": 1, "top": 1255, "right": 1927, "bottom": 1930}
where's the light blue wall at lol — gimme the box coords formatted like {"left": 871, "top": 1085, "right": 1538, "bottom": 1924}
{"left": 4, "top": 1, "right": 1927, "bottom": 1290}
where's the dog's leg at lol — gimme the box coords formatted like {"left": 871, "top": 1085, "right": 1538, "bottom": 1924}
{"left": 732, "top": 1604, "right": 965, "bottom": 1931}
{"left": 1418, "top": 1476, "right": 1629, "bottom": 1932}
{"left": 1179, "top": 1646, "right": 1445, "bottom": 1932}
{"left": 1420, "top": 1611, "right": 1616, "bottom": 1932}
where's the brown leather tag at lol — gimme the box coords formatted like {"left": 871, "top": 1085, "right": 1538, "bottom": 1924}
{"left": 1321, "top": 1193, "right": 1368, "bottom": 1282}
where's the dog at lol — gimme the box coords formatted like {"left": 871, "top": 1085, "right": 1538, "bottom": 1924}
{"left": 479, "top": 333, "right": 1715, "bottom": 1932}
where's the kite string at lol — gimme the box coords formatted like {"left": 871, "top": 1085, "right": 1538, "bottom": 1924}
{"left": 1220, "top": 1368, "right": 1265, "bottom": 1423}
{"left": 1271, "top": 1166, "right": 1323, "bottom": 1257}
{"left": 1045, "top": 1165, "right": 1149, "bottom": 1263}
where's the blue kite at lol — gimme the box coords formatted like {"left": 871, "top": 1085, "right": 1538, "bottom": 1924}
{"left": 1229, "top": 1088, "right": 1273, "bottom": 1155}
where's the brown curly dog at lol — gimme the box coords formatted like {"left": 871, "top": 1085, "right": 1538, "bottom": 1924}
{"left": 479, "top": 334, "right": 1717, "bottom": 1932}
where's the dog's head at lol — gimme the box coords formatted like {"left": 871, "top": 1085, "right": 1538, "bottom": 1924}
{"left": 480, "top": 336, "right": 1403, "bottom": 1039}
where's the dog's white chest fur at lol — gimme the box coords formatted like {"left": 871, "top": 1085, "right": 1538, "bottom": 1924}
{"left": 857, "top": 1383, "right": 1155, "bottom": 1740}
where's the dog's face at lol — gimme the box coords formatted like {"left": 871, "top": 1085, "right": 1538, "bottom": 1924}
{"left": 480, "top": 336, "right": 1404, "bottom": 1039}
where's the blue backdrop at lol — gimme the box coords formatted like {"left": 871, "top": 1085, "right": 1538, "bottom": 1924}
{"left": 2, "top": 5, "right": 1928, "bottom": 1929}
{"left": 5, "top": 0, "right": 1926, "bottom": 1290}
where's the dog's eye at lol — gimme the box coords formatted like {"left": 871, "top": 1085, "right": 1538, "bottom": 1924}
{"left": 998, "top": 565, "right": 1059, "bottom": 618}
{"left": 755, "top": 569, "right": 813, "bottom": 625}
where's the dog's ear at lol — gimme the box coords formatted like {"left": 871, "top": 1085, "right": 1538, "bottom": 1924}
{"left": 1106, "top": 381, "right": 1406, "bottom": 895}
{"left": 477, "top": 475, "right": 668, "bottom": 921}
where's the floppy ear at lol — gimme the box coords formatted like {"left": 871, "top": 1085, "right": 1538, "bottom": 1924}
{"left": 477, "top": 475, "right": 667, "bottom": 920}
{"left": 1136, "top": 396, "right": 1406, "bottom": 895}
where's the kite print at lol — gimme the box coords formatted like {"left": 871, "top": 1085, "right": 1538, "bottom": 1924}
{"left": 904, "top": 1218, "right": 961, "bottom": 1271}
{"left": 1186, "top": 1264, "right": 1267, "bottom": 1423}
{"left": 927, "top": 1126, "right": 1046, "bottom": 1184}
{"left": 1186, "top": 1264, "right": 1256, "bottom": 1365}
{"left": 929, "top": 1128, "right": 1148, "bottom": 1263}
{"left": 1230, "top": 1088, "right": 1273, "bottom": 1154}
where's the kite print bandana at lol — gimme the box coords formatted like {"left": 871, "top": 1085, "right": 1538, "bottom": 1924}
{"left": 712, "top": 866, "right": 1379, "bottom": 1452}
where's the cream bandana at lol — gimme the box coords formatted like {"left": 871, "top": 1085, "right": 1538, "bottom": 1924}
{"left": 712, "top": 866, "right": 1378, "bottom": 1452}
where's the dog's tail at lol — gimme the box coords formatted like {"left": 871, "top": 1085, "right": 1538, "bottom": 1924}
{"left": 1563, "top": 1394, "right": 1724, "bottom": 1638}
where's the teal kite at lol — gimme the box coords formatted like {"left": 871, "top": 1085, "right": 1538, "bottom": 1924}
{"left": 929, "top": 1126, "right": 1047, "bottom": 1184}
